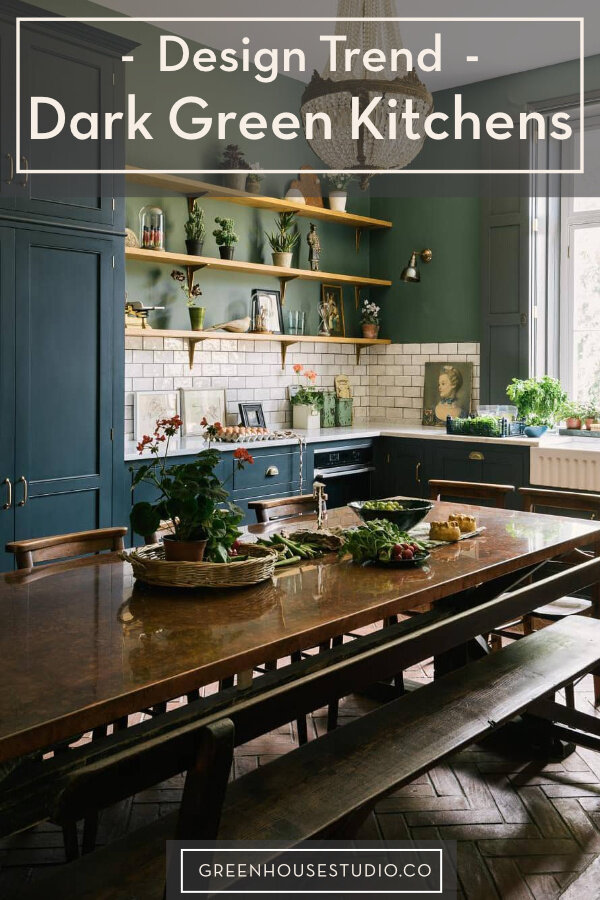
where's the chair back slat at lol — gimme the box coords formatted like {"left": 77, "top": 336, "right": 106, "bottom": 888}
{"left": 519, "top": 487, "right": 600, "bottom": 519}
{"left": 248, "top": 494, "right": 318, "bottom": 524}
{"left": 6, "top": 527, "right": 127, "bottom": 569}
{"left": 429, "top": 479, "right": 515, "bottom": 508}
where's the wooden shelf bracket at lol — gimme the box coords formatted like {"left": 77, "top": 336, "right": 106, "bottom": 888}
{"left": 279, "top": 339, "right": 297, "bottom": 370}
{"left": 185, "top": 263, "right": 208, "bottom": 295}
{"left": 355, "top": 227, "right": 362, "bottom": 254}
{"left": 187, "top": 335, "right": 207, "bottom": 369}
{"left": 279, "top": 274, "right": 299, "bottom": 305}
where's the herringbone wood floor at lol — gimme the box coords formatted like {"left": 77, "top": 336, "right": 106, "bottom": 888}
{"left": 2, "top": 650, "right": 600, "bottom": 899}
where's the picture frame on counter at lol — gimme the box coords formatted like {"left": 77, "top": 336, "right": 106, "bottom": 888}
{"left": 180, "top": 388, "right": 227, "bottom": 436}
{"left": 134, "top": 390, "right": 179, "bottom": 443}
{"left": 238, "top": 402, "right": 266, "bottom": 428}
{"left": 251, "top": 288, "right": 284, "bottom": 334}
{"left": 422, "top": 361, "right": 473, "bottom": 427}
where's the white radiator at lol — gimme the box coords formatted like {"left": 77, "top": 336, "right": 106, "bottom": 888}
{"left": 530, "top": 445, "right": 600, "bottom": 492}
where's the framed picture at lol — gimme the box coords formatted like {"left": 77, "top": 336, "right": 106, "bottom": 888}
{"left": 319, "top": 284, "right": 345, "bottom": 337}
{"left": 180, "top": 388, "right": 226, "bottom": 436}
{"left": 238, "top": 402, "right": 266, "bottom": 428}
{"left": 134, "top": 391, "right": 179, "bottom": 442}
{"left": 422, "top": 361, "right": 474, "bottom": 427}
{"left": 251, "top": 288, "right": 283, "bottom": 334}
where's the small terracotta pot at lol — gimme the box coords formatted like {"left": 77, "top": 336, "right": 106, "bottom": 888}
{"left": 585, "top": 417, "right": 597, "bottom": 430}
{"left": 565, "top": 416, "right": 582, "bottom": 430}
{"left": 163, "top": 535, "right": 208, "bottom": 563}
{"left": 361, "top": 323, "right": 379, "bottom": 339}
{"left": 219, "top": 246, "right": 235, "bottom": 260}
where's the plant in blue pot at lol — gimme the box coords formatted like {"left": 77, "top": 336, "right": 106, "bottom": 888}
{"left": 506, "top": 376, "right": 567, "bottom": 437}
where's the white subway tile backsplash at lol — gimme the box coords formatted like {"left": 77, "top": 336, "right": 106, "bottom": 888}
{"left": 124, "top": 340, "right": 480, "bottom": 439}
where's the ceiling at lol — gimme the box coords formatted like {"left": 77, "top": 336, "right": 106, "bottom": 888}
{"left": 93, "top": 0, "right": 599, "bottom": 93}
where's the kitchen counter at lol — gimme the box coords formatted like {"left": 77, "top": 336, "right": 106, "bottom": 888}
{"left": 125, "top": 423, "right": 600, "bottom": 462}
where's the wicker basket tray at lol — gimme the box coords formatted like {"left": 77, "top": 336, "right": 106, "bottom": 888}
{"left": 121, "top": 542, "right": 277, "bottom": 589}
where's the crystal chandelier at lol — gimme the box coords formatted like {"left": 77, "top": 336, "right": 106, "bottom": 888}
{"left": 300, "top": 0, "right": 433, "bottom": 187}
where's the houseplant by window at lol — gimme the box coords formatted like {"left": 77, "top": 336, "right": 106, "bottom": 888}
{"left": 266, "top": 212, "right": 300, "bottom": 268}
{"left": 171, "top": 269, "right": 205, "bottom": 331}
{"left": 506, "top": 376, "right": 567, "bottom": 437}
{"left": 219, "top": 144, "right": 250, "bottom": 190}
{"left": 325, "top": 173, "right": 352, "bottom": 212}
{"left": 131, "top": 416, "right": 253, "bottom": 562}
{"left": 360, "top": 298, "right": 380, "bottom": 339}
{"left": 561, "top": 400, "right": 585, "bottom": 430}
{"left": 184, "top": 201, "right": 206, "bottom": 257}
{"left": 290, "top": 364, "right": 323, "bottom": 430}
{"left": 213, "top": 217, "right": 239, "bottom": 260}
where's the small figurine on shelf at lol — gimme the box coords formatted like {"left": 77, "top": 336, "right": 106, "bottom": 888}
{"left": 307, "top": 223, "right": 321, "bottom": 271}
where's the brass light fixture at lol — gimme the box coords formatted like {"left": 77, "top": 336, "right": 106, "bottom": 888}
{"left": 300, "top": 0, "right": 433, "bottom": 188}
{"left": 400, "top": 248, "right": 433, "bottom": 283}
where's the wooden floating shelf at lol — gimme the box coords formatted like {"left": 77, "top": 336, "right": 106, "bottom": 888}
{"left": 125, "top": 327, "right": 391, "bottom": 370}
{"left": 126, "top": 167, "right": 392, "bottom": 253}
{"left": 125, "top": 247, "right": 391, "bottom": 305}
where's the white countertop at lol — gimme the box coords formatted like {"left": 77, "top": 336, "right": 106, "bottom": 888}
{"left": 125, "top": 422, "right": 600, "bottom": 461}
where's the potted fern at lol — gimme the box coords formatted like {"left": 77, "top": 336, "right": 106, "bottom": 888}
{"left": 213, "top": 217, "right": 238, "bottom": 260}
{"left": 266, "top": 212, "right": 300, "bottom": 268}
{"left": 184, "top": 201, "right": 205, "bottom": 257}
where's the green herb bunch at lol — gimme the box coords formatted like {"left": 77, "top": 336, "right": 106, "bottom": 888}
{"left": 341, "top": 520, "right": 425, "bottom": 564}
{"left": 506, "top": 376, "right": 567, "bottom": 427}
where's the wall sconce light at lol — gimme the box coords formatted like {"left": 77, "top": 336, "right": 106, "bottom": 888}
{"left": 400, "top": 248, "right": 433, "bottom": 283}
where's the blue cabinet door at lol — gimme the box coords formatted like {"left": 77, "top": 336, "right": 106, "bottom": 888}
{"left": 13, "top": 227, "right": 115, "bottom": 541}
{"left": 0, "top": 21, "right": 16, "bottom": 211}
{"left": 374, "top": 438, "right": 427, "bottom": 499}
{"left": 15, "top": 26, "right": 116, "bottom": 226}
{"left": 0, "top": 228, "right": 15, "bottom": 570}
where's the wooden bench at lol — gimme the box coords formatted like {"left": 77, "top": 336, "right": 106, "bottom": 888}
{"left": 12, "top": 608, "right": 600, "bottom": 900}
{"left": 7, "top": 559, "right": 600, "bottom": 900}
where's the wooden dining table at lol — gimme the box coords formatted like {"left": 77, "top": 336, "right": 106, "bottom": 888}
{"left": 1, "top": 501, "right": 600, "bottom": 766}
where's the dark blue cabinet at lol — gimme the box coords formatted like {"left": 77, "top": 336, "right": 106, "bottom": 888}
{"left": 0, "top": 228, "right": 16, "bottom": 571}
{"left": 374, "top": 437, "right": 427, "bottom": 499}
{"left": 0, "top": 224, "right": 122, "bottom": 569}
{"left": 0, "top": 20, "right": 16, "bottom": 210}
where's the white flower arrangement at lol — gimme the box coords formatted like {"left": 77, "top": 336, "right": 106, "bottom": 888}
{"left": 360, "top": 298, "right": 380, "bottom": 325}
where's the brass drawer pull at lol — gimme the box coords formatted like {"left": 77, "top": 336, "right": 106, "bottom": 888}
{"left": 5, "top": 153, "right": 14, "bottom": 185}
{"left": 265, "top": 466, "right": 279, "bottom": 477}
{"left": 468, "top": 451, "right": 484, "bottom": 461}
{"left": 17, "top": 475, "right": 28, "bottom": 506}
{"left": 20, "top": 156, "right": 29, "bottom": 187}
{"left": 415, "top": 461, "right": 421, "bottom": 484}
{"left": 2, "top": 478, "right": 11, "bottom": 510}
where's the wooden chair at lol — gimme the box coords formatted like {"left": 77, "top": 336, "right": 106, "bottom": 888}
{"left": 247, "top": 494, "right": 318, "bottom": 524}
{"left": 6, "top": 526, "right": 127, "bottom": 570}
{"left": 491, "top": 487, "right": 600, "bottom": 706}
{"left": 429, "top": 479, "right": 516, "bottom": 508}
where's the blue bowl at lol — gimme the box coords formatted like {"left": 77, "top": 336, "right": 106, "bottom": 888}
{"left": 523, "top": 425, "right": 548, "bottom": 438}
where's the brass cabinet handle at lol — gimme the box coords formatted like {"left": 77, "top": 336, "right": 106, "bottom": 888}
{"left": 5, "top": 153, "right": 14, "bottom": 185}
{"left": 2, "top": 478, "right": 11, "bottom": 510}
{"left": 415, "top": 462, "right": 421, "bottom": 484}
{"left": 17, "top": 476, "right": 28, "bottom": 506}
{"left": 265, "top": 466, "right": 279, "bottom": 477}
{"left": 20, "top": 156, "right": 29, "bottom": 187}
{"left": 469, "top": 451, "right": 484, "bottom": 461}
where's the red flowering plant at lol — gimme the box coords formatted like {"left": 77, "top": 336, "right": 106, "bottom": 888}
{"left": 130, "top": 416, "right": 254, "bottom": 561}
{"left": 290, "top": 364, "right": 323, "bottom": 411}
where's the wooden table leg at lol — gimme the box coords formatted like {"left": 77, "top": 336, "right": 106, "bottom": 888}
{"left": 591, "top": 538, "right": 600, "bottom": 706}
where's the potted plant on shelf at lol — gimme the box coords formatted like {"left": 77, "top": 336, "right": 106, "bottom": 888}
{"left": 246, "top": 163, "right": 264, "bottom": 195}
{"left": 290, "top": 364, "right": 323, "bottom": 430}
{"left": 360, "top": 298, "right": 380, "bottom": 339}
{"left": 131, "top": 416, "right": 253, "bottom": 562}
{"left": 584, "top": 402, "right": 599, "bottom": 430}
{"left": 213, "top": 217, "right": 239, "bottom": 260}
{"left": 325, "top": 173, "right": 352, "bottom": 212}
{"left": 506, "top": 375, "right": 567, "bottom": 437}
{"left": 219, "top": 144, "right": 250, "bottom": 191}
{"left": 171, "top": 269, "right": 205, "bottom": 331}
{"left": 561, "top": 400, "right": 585, "bottom": 430}
{"left": 184, "top": 201, "right": 205, "bottom": 257}
{"left": 266, "top": 212, "right": 300, "bottom": 268}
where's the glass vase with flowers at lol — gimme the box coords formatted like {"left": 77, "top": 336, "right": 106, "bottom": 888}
{"left": 131, "top": 416, "right": 254, "bottom": 562}
{"left": 171, "top": 269, "right": 205, "bottom": 332}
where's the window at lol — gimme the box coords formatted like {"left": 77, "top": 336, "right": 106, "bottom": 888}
{"left": 559, "top": 112, "right": 600, "bottom": 401}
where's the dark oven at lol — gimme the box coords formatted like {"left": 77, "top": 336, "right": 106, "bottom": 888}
{"left": 313, "top": 443, "right": 375, "bottom": 509}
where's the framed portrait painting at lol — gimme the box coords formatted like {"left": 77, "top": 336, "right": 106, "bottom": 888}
{"left": 422, "top": 361, "right": 473, "bottom": 427}
{"left": 134, "top": 391, "right": 179, "bottom": 443}
{"left": 180, "top": 389, "right": 227, "bottom": 435}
